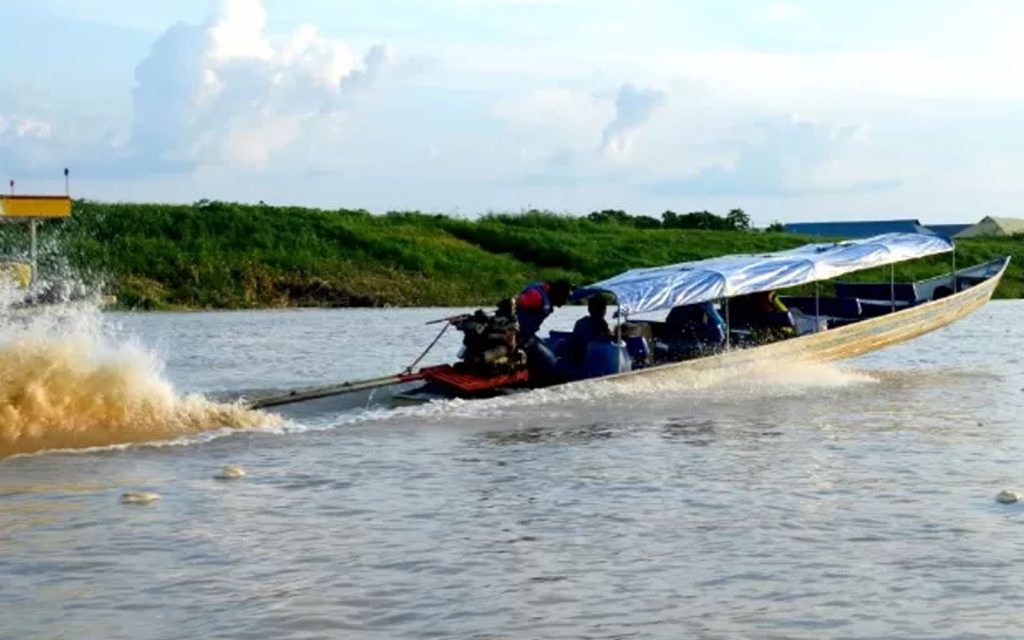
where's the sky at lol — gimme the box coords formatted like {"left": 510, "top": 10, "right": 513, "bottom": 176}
{"left": 1, "top": 0, "right": 1023, "bottom": 224}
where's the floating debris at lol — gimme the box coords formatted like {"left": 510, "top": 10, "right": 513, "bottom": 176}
{"left": 120, "top": 491, "right": 160, "bottom": 505}
{"left": 996, "top": 490, "right": 1021, "bottom": 504}
{"left": 214, "top": 465, "right": 247, "bottom": 480}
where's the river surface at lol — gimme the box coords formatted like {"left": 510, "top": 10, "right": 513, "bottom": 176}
{"left": 2, "top": 302, "right": 1024, "bottom": 639}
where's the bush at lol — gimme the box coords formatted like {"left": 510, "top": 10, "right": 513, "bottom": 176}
{"left": 4, "top": 201, "right": 1019, "bottom": 308}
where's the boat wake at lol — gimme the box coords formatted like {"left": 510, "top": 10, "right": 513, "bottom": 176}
{"left": 0, "top": 293, "right": 278, "bottom": 459}
{"left": 0, "top": 272, "right": 882, "bottom": 459}
{"left": 337, "top": 357, "right": 878, "bottom": 431}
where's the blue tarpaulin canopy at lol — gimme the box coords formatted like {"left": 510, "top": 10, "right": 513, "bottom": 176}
{"left": 573, "top": 233, "right": 954, "bottom": 316}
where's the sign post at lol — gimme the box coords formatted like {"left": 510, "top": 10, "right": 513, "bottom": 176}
{"left": 29, "top": 219, "right": 37, "bottom": 285}
{"left": 0, "top": 192, "right": 72, "bottom": 287}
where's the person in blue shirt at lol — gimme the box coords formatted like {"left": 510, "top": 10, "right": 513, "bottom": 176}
{"left": 571, "top": 295, "right": 614, "bottom": 364}
{"left": 573, "top": 294, "right": 610, "bottom": 344}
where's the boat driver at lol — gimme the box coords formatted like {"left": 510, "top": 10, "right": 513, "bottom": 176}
{"left": 515, "top": 279, "right": 573, "bottom": 341}
{"left": 514, "top": 279, "right": 574, "bottom": 386}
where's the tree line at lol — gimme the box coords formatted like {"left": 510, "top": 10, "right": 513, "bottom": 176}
{"left": 585, "top": 208, "right": 783, "bottom": 232}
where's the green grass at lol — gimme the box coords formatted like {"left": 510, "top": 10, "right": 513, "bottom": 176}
{"left": 1, "top": 200, "right": 1020, "bottom": 309}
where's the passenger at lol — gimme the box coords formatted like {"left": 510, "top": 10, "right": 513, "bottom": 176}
{"left": 514, "top": 279, "right": 574, "bottom": 387}
{"left": 759, "top": 291, "right": 796, "bottom": 340}
{"left": 728, "top": 291, "right": 795, "bottom": 343}
{"left": 515, "top": 279, "right": 574, "bottom": 341}
{"left": 571, "top": 296, "right": 614, "bottom": 367}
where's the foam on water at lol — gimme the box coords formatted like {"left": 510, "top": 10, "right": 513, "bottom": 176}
{"left": 0, "top": 275, "right": 883, "bottom": 458}
{"left": 0, "top": 289, "right": 279, "bottom": 458}
{"left": 340, "top": 356, "right": 877, "bottom": 430}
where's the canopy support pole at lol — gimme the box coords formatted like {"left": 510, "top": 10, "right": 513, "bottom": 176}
{"left": 614, "top": 303, "right": 622, "bottom": 344}
{"left": 723, "top": 298, "right": 730, "bottom": 349}
{"left": 952, "top": 249, "right": 957, "bottom": 292}
{"left": 815, "top": 282, "right": 820, "bottom": 331}
{"left": 890, "top": 264, "right": 896, "bottom": 313}
{"left": 29, "top": 219, "right": 37, "bottom": 287}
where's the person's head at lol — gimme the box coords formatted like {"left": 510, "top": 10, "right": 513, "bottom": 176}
{"left": 587, "top": 295, "right": 607, "bottom": 318}
{"left": 549, "top": 279, "right": 574, "bottom": 306}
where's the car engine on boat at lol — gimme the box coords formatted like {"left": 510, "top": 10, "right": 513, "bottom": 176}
{"left": 453, "top": 301, "right": 526, "bottom": 375}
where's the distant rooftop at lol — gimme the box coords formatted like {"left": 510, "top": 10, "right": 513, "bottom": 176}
{"left": 955, "top": 216, "right": 1024, "bottom": 238}
{"left": 785, "top": 217, "right": 1024, "bottom": 239}
{"left": 927, "top": 224, "right": 972, "bottom": 238}
{"left": 784, "top": 219, "right": 934, "bottom": 238}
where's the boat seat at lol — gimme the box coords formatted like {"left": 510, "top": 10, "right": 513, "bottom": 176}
{"left": 956, "top": 275, "right": 986, "bottom": 287}
{"left": 858, "top": 300, "right": 904, "bottom": 318}
{"left": 780, "top": 296, "right": 862, "bottom": 319}
{"left": 834, "top": 282, "right": 919, "bottom": 304}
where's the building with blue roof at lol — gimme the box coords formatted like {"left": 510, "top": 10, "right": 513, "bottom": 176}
{"left": 926, "top": 224, "right": 972, "bottom": 238}
{"left": 784, "top": 219, "right": 935, "bottom": 238}
{"left": 784, "top": 217, "right": 1020, "bottom": 239}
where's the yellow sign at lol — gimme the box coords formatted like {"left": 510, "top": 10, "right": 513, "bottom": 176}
{"left": 0, "top": 195, "right": 71, "bottom": 218}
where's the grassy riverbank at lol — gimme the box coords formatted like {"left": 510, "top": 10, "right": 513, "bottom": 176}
{"left": 4, "top": 200, "right": 1022, "bottom": 309}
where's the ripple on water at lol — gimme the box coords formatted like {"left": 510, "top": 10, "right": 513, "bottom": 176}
{"left": 3, "top": 304, "right": 1024, "bottom": 638}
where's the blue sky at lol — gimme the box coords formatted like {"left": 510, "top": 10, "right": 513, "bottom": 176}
{"left": 1, "top": 0, "right": 1023, "bottom": 224}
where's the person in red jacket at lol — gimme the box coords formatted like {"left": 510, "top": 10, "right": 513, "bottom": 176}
{"left": 513, "top": 279, "right": 573, "bottom": 386}
{"left": 515, "top": 279, "right": 573, "bottom": 341}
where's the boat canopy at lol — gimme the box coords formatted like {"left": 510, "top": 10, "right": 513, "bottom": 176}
{"left": 574, "top": 233, "right": 954, "bottom": 316}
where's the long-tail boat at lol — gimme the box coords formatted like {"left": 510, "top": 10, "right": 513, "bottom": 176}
{"left": 250, "top": 233, "right": 1008, "bottom": 409}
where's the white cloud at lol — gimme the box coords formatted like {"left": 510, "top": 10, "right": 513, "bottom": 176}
{"left": 600, "top": 84, "right": 666, "bottom": 161}
{"left": 0, "top": 113, "right": 62, "bottom": 175}
{"left": 491, "top": 88, "right": 608, "bottom": 173}
{"left": 0, "top": 114, "right": 53, "bottom": 140}
{"left": 9, "top": 0, "right": 1024, "bottom": 221}
{"left": 648, "top": 114, "right": 896, "bottom": 196}
{"left": 220, "top": 116, "right": 301, "bottom": 168}
{"left": 491, "top": 83, "right": 670, "bottom": 172}
{"left": 128, "top": 0, "right": 390, "bottom": 170}
{"left": 206, "top": 0, "right": 274, "bottom": 64}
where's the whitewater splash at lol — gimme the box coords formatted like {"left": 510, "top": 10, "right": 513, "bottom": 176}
{"left": 341, "top": 355, "right": 878, "bottom": 431}
{"left": 0, "top": 289, "right": 277, "bottom": 458}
